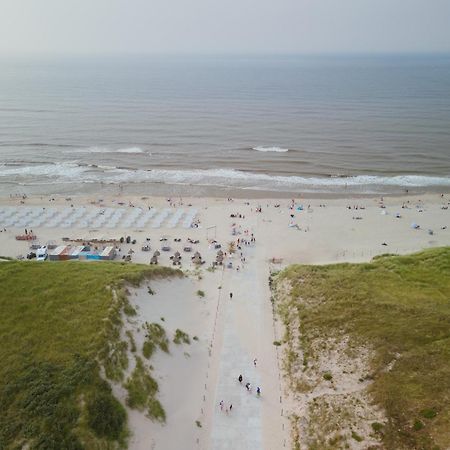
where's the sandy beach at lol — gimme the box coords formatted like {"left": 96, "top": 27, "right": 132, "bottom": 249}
{"left": 0, "top": 192, "right": 449, "bottom": 449}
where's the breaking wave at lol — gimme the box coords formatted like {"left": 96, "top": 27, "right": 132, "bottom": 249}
{"left": 252, "top": 146, "right": 289, "bottom": 153}
{"left": 1, "top": 163, "right": 449, "bottom": 193}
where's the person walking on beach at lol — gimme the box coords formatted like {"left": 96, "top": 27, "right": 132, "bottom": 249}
{"left": 253, "top": 358, "right": 257, "bottom": 367}
{"left": 229, "top": 403, "right": 233, "bottom": 412}
{"left": 219, "top": 400, "right": 224, "bottom": 411}
{"left": 229, "top": 292, "right": 233, "bottom": 300}
{"left": 238, "top": 374, "right": 243, "bottom": 383}
{"left": 245, "top": 382, "right": 251, "bottom": 391}
{"left": 256, "top": 386, "right": 261, "bottom": 396}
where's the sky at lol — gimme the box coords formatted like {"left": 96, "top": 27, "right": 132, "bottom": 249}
{"left": 1, "top": 0, "right": 449, "bottom": 55}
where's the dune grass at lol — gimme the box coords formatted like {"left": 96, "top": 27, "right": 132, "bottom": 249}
{"left": 276, "top": 248, "right": 450, "bottom": 449}
{"left": 142, "top": 322, "right": 170, "bottom": 359}
{"left": 0, "top": 260, "right": 177, "bottom": 450}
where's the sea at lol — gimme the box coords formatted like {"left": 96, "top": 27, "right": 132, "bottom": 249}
{"left": 0, "top": 54, "right": 449, "bottom": 197}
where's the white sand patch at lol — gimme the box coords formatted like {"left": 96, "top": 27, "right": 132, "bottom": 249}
{"left": 124, "top": 275, "right": 220, "bottom": 450}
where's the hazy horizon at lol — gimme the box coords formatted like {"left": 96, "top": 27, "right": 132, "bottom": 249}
{"left": 1, "top": 0, "right": 450, "bottom": 56}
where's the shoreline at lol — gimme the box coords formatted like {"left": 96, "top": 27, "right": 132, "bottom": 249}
{"left": 2, "top": 187, "right": 450, "bottom": 205}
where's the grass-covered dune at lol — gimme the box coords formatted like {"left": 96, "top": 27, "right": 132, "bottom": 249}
{"left": 0, "top": 261, "right": 176, "bottom": 450}
{"left": 274, "top": 248, "right": 450, "bottom": 450}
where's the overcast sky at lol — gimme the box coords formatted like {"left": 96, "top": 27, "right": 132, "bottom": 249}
{"left": 1, "top": 0, "right": 449, "bottom": 55}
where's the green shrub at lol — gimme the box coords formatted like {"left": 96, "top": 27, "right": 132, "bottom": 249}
{"left": 125, "top": 357, "right": 158, "bottom": 410}
{"left": 174, "top": 329, "right": 190, "bottom": 344}
{"left": 371, "top": 422, "right": 383, "bottom": 433}
{"left": 351, "top": 431, "right": 363, "bottom": 442}
{"left": 142, "top": 323, "right": 169, "bottom": 358}
{"left": 323, "top": 372, "right": 333, "bottom": 381}
{"left": 197, "top": 290, "right": 205, "bottom": 298}
{"left": 148, "top": 398, "right": 166, "bottom": 423}
{"left": 87, "top": 391, "right": 126, "bottom": 440}
{"left": 421, "top": 408, "right": 437, "bottom": 419}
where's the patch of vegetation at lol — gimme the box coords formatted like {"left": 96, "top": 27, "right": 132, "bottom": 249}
{"left": 148, "top": 398, "right": 166, "bottom": 423}
{"left": 126, "top": 330, "right": 137, "bottom": 353}
{"left": 421, "top": 408, "right": 437, "bottom": 419}
{"left": 142, "top": 322, "right": 169, "bottom": 359}
{"left": 174, "top": 329, "right": 190, "bottom": 344}
{"left": 125, "top": 356, "right": 165, "bottom": 422}
{"left": 193, "top": 335, "right": 199, "bottom": 341}
{"left": 371, "top": 422, "right": 383, "bottom": 433}
{"left": 275, "top": 248, "right": 450, "bottom": 449}
{"left": 351, "top": 430, "right": 363, "bottom": 442}
{"left": 323, "top": 372, "right": 333, "bottom": 381}
{"left": 0, "top": 260, "right": 178, "bottom": 449}
{"left": 273, "top": 340, "right": 282, "bottom": 346}
{"left": 195, "top": 420, "right": 202, "bottom": 428}
{"left": 86, "top": 389, "right": 126, "bottom": 441}
{"left": 196, "top": 289, "right": 205, "bottom": 298}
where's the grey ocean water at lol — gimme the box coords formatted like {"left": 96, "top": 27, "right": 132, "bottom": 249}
{"left": 0, "top": 54, "right": 449, "bottom": 196}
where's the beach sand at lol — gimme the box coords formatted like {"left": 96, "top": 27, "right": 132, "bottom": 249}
{"left": 1, "top": 193, "right": 449, "bottom": 449}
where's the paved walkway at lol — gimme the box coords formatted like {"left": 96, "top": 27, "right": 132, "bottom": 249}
{"left": 211, "top": 248, "right": 265, "bottom": 449}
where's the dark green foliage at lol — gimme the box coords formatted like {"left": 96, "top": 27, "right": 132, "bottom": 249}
{"left": 125, "top": 357, "right": 165, "bottom": 423}
{"left": 421, "top": 408, "right": 437, "bottom": 419}
{"left": 371, "top": 422, "right": 383, "bottom": 433}
{"left": 142, "top": 322, "right": 169, "bottom": 358}
{"left": 87, "top": 391, "right": 126, "bottom": 440}
{"left": 174, "top": 329, "right": 190, "bottom": 344}
{"left": 351, "top": 431, "right": 363, "bottom": 442}
{"left": 148, "top": 398, "right": 166, "bottom": 423}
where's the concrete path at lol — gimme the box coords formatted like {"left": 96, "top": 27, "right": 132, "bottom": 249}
{"left": 211, "top": 255, "right": 263, "bottom": 449}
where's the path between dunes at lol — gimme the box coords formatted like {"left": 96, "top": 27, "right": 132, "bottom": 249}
{"left": 208, "top": 217, "right": 289, "bottom": 450}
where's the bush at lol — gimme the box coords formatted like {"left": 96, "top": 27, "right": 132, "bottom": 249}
{"left": 421, "top": 408, "right": 437, "bottom": 419}
{"left": 371, "top": 422, "right": 383, "bottom": 433}
{"left": 142, "top": 323, "right": 169, "bottom": 358}
{"left": 197, "top": 290, "right": 205, "bottom": 298}
{"left": 148, "top": 398, "right": 166, "bottom": 423}
{"left": 87, "top": 391, "right": 126, "bottom": 440}
{"left": 413, "top": 420, "right": 424, "bottom": 431}
{"left": 174, "top": 329, "right": 190, "bottom": 345}
{"left": 125, "top": 357, "right": 159, "bottom": 411}
{"left": 351, "top": 431, "right": 363, "bottom": 442}
{"left": 323, "top": 372, "right": 333, "bottom": 381}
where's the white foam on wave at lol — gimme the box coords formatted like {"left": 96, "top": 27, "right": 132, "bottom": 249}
{"left": 1, "top": 163, "right": 449, "bottom": 191}
{"left": 253, "top": 146, "right": 289, "bottom": 153}
{"left": 116, "top": 147, "right": 144, "bottom": 154}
